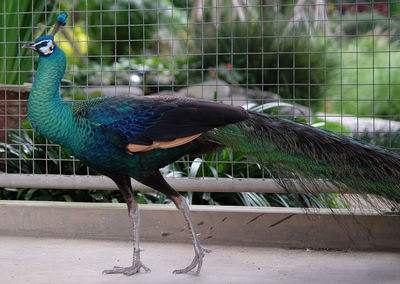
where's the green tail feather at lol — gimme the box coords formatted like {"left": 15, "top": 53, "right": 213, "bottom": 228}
{"left": 206, "top": 111, "right": 400, "bottom": 212}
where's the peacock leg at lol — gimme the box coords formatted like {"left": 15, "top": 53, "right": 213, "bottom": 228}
{"left": 134, "top": 171, "right": 211, "bottom": 275}
{"left": 103, "top": 175, "right": 150, "bottom": 276}
{"left": 170, "top": 195, "right": 212, "bottom": 275}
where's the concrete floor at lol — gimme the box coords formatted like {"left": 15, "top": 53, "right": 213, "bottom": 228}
{"left": 0, "top": 236, "right": 399, "bottom": 284}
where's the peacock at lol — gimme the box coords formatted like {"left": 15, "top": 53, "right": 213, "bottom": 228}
{"left": 23, "top": 13, "right": 400, "bottom": 276}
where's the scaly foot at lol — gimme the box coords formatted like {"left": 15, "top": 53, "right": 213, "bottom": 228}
{"left": 173, "top": 246, "right": 211, "bottom": 275}
{"left": 103, "top": 261, "right": 151, "bottom": 276}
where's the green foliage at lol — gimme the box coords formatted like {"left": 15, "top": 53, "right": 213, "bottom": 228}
{"left": 70, "top": 0, "right": 187, "bottom": 65}
{"left": 391, "top": 2, "right": 400, "bottom": 18}
{"left": 322, "top": 5, "right": 400, "bottom": 120}
{"left": 187, "top": 17, "right": 336, "bottom": 110}
{"left": 329, "top": 11, "right": 400, "bottom": 40}
{"left": 56, "top": 2, "right": 337, "bottom": 111}
{"left": 0, "top": 1, "right": 55, "bottom": 84}
{"left": 66, "top": 56, "right": 187, "bottom": 95}
{"left": 1, "top": 120, "right": 87, "bottom": 175}
{"left": 325, "top": 36, "right": 400, "bottom": 120}
{"left": 0, "top": 121, "right": 106, "bottom": 202}
{"left": 312, "top": 119, "right": 351, "bottom": 134}
{"left": 0, "top": 122, "right": 124, "bottom": 202}
{"left": 355, "top": 131, "right": 400, "bottom": 151}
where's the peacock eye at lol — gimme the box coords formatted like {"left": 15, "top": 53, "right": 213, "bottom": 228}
{"left": 34, "top": 40, "right": 48, "bottom": 48}
{"left": 34, "top": 39, "right": 54, "bottom": 55}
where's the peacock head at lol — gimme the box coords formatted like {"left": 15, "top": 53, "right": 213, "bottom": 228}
{"left": 23, "top": 35, "right": 56, "bottom": 57}
{"left": 23, "top": 12, "right": 68, "bottom": 57}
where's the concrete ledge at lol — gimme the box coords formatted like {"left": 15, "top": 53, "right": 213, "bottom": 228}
{"left": 0, "top": 200, "right": 399, "bottom": 250}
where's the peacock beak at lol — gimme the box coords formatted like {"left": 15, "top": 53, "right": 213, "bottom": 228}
{"left": 22, "top": 42, "right": 36, "bottom": 50}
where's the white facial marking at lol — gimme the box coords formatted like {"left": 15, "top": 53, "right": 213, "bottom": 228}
{"left": 34, "top": 40, "right": 54, "bottom": 55}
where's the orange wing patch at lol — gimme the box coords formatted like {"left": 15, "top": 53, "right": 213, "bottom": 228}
{"left": 126, "top": 133, "right": 202, "bottom": 153}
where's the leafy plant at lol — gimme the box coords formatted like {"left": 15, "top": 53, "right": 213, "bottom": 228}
{"left": 0, "top": 121, "right": 122, "bottom": 202}
{"left": 70, "top": 0, "right": 188, "bottom": 66}
{"left": 355, "top": 131, "right": 400, "bottom": 152}
{"left": 186, "top": 10, "right": 337, "bottom": 110}
{"left": 0, "top": 121, "right": 87, "bottom": 175}
{"left": 65, "top": 56, "right": 188, "bottom": 95}
{"left": 0, "top": 1, "right": 56, "bottom": 84}
{"left": 0, "top": 121, "right": 118, "bottom": 202}
{"left": 325, "top": 33, "right": 400, "bottom": 120}
{"left": 57, "top": 2, "right": 338, "bottom": 111}
{"left": 329, "top": 11, "right": 400, "bottom": 40}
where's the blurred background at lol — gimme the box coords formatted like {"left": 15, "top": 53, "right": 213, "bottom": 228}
{"left": 1, "top": 0, "right": 399, "bottom": 207}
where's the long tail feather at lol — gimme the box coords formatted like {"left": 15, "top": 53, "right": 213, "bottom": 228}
{"left": 206, "top": 111, "right": 400, "bottom": 212}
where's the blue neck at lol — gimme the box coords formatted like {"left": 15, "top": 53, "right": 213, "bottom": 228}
{"left": 28, "top": 46, "right": 73, "bottom": 145}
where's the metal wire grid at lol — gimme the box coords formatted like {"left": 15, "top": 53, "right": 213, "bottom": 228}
{"left": 1, "top": 1, "right": 400, "bottom": 180}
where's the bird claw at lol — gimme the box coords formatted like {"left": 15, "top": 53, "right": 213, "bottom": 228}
{"left": 203, "top": 247, "right": 212, "bottom": 253}
{"left": 173, "top": 246, "right": 211, "bottom": 275}
{"left": 103, "top": 261, "right": 151, "bottom": 276}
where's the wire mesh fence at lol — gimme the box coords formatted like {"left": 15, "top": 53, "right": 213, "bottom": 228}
{"left": 1, "top": 1, "right": 400, "bottom": 199}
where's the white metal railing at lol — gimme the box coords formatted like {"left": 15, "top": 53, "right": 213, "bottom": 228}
{"left": 0, "top": 174, "right": 339, "bottom": 194}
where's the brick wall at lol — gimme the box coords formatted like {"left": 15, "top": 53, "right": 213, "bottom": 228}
{"left": 0, "top": 84, "right": 31, "bottom": 142}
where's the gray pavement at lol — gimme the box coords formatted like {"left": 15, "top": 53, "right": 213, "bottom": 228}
{"left": 0, "top": 236, "right": 399, "bottom": 284}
